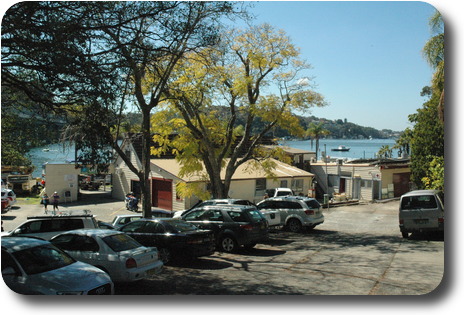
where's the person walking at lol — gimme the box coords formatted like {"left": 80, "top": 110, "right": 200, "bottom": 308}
{"left": 42, "top": 193, "right": 50, "bottom": 214}
{"left": 52, "top": 191, "right": 60, "bottom": 215}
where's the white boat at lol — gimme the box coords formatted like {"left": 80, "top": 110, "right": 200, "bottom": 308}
{"left": 331, "top": 145, "right": 350, "bottom": 152}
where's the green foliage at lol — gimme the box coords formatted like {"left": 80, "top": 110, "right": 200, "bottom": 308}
{"left": 421, "top": 156, "right": 444, "bottom": 192}
{"left": 408, "top": 94, "right": 444, "bottom": 188}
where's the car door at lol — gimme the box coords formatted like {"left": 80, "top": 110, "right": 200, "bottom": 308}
{"left": 184, "top": 209, "right": 223, "bottom": 233}
{"left": 51, "top": 234, "right": 101, "bottom": 267}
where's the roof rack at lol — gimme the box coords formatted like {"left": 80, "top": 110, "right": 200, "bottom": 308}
{"left": 27, "top": 214, "right": 94, "bottom": 220}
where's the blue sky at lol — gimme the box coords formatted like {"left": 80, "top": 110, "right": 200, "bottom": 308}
{"left": 246, "top": 1, "right": 437, "bottom": 131}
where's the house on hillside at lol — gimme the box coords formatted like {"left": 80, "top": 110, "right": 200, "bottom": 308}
{"left": 262, "top": 145, "right": 316, "bottom": 170}
{"left": 310, "top": 158, "right": 411, "bottom": 202}
{"left": 112, "top": 134, "right": 315, "bottom": 212}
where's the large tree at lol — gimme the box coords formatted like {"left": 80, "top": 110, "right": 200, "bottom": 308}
{"left": 152, "top": 24, "right": 326, "bottom": 199}
{"left": 2, "top": 1, "right": 245, "bottom": 217}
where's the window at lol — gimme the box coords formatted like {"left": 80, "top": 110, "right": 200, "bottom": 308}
{"left": 280, "top": 180, "right": 288, "bottom": 188}
{"left": 401, "top": 196, "right": 438, "bottom": 210}
{"left": 228, "top": 211, "right": 247, "bottom": 222}
{"left": 103, "top": 234, "right": 141, "bottom": 252}
{"left": 255, "top": 178, "right": 266, "bottom": 196}
{"left": 292, "top": 179, "right": 304, "bottom": 194}
{"left": 361, "top": 180, "right": 373, "bottom": 188}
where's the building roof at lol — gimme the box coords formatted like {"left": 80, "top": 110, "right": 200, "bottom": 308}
{"left": 151, "top": 158, "right": 314, "bottom": 183}
{"left": 262, "top": 145, "right": 315, "bottom": 155}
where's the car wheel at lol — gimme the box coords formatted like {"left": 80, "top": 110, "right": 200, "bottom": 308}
{"left": 402, "top": 232, "right": 409, "bottom": 239}
{"left": 158, "top": 247, "right": 171, "bottom": 264}
{"left": 286, "top": 219, "right": 302, "bottom": 233}
{"left": 220, "top": 236, "right": 237, "bottom": 253}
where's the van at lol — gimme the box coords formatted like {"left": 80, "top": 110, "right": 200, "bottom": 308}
{"left": 399, "top": 190, "right": 444, "bottom": 238}
{"left": 3, "top": 215, "right": 99, "bottom": 240}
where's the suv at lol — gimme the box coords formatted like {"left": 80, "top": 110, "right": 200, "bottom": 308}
{"left": 399, "top": 190, "right": 444, "bottom": 238}
{"left": 256, "top": 196, "right": 324, "bottom": 232}
{"left": 173, "top": 199, "right": 256, "bottom": 218}
{"left": 182, "top": 205, "right": 268, "bottom": 253}
{"left": 3, "top": 215, "right": 99, "bottom": 240}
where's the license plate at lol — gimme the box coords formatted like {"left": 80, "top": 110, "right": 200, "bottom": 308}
{"left": 415, "top": 219, "right": 428, "bottom": 224}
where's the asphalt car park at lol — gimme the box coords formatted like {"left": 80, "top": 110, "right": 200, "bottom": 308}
{"left": 2, "top": 193, "right": 444, "bottom": 295}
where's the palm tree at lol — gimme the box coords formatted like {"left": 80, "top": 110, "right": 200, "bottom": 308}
{"left": 306, "top": 122, "right": 330, "bottom": 161}
{"left": 422, "top": 10, "right": 444, "bottom": 123}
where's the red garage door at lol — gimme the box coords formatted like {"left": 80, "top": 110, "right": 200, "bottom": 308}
{"left": 152, "top": 178, "right": 173, "bottom": 210}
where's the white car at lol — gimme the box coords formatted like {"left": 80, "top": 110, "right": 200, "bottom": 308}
{"left": 50, "top": 229, "right": 163, "bottom": 282}
{"left": 2, "top": 237, "right": 114, "bottom": 295}
{"left": 1, "top": 188, "right": 17, "bottom": 208}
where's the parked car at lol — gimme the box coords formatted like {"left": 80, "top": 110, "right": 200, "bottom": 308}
{"left": 265, "top": 188, "right": 294, "bottom": 198}
{"left": 50, "top": 229, "right": 163, "bottom": 282}
{"left": 2, "top": 236, "right": 114, "bottom": 295}
{"left": 118, "top": 218, "right": 215, "bottom": 264}
{"left": 1, "top": 188, "right": 17, "bottom": 208}
{"left": 182, "top": 205, "right": 269, "bottom": 253}
{"left": 256, "top": 196, "right": 324, "bottom": 232}
{"left": 399, "top": 190, "right": 444, "bottom": 238}
{"left": 111, "top": 210, "right": 173, "bottom": 228}
{"left": 173, "top": 199, "right": 256, "bottom": 218}
{"left": 2, "top": 214, "right": 99, "bottom": 240}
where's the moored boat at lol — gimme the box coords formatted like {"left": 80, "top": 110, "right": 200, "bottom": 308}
{"left": 331, "top": 145, "right": 350, "bottom": 152}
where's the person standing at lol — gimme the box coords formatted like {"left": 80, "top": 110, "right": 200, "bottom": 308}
{"left": 42, "top": 193, "right": 50, "bottom": 214}
{"left": 52, "top": 191, "right": 60, "bottom": 214}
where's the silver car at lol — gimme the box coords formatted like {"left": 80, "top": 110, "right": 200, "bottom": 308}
{"left": 2, "top": 237, "right": 114, "bottom": 295}
{"left": 50, "top": 229, "right": 163, "bottom": 282}
{"left": 256, "top": 196, "right": 324, "bottom": 232}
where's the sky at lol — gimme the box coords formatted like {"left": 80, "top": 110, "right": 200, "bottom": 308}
{"left": 245, "top": 1, "right": 437, "bottom": 131}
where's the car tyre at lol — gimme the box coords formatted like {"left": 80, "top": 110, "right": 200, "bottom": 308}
{"left": 286, "top": 218, "right": 302, "bottom": 233}
{"left": 402, "top": 231, "right": 409, "bottom": 239}
{"left": 220, "top": 236, "right": 237, "bottom": 253}
{"left": 244, "top": 243, "right": 256, "bottom": 250}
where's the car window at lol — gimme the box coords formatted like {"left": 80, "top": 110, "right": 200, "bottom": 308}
{"left": 305, "top": 200, "right": 321, "bottom": 209}
{"left": 103, "top": 234, "right": 142, "bottom": 252}
{"left": 165, "top": 220, "right": 198, "bottom": 232}
{"left": 247, "top": 209, "right": 265, "bottom": 222}
{"left": 184, "top": 210, "right": 207, "bottom": 221}
{"left": 12, "top": 244, "right": 75, "bottom": 275}
{"left": 206, "top": 210, "right": 224, "bottom": 222}
{"left": 120, "top": 220, "right": 146, "bottom": 232}
{"left": 401, "top": 196, "right": 438, "bottom": 210}
{"left": 227, "top": 211, "right": 248, "bottom": 223}
{"left": 1, "top": 250, "right": 21, "bottom": 275}
{"left": 52, "top": 235, "right": 99, "bottom": 252}
{"left": 257, "top": 201, "right": 272, "bottom": 210}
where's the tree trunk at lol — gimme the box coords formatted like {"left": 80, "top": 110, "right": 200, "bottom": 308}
{"left": 141, "top": 110, "right": 152, "bottom": 218}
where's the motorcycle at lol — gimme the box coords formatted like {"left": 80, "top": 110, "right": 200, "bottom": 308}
{"left": 125, "top": 194, "right": 139, "bottom": 212}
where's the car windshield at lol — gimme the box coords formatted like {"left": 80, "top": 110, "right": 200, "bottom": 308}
{"left": 165, "top": 220, "right": 198, "bottom": 232}
{"left": 12, "top": 244, "right": 75, "bottom": 275}
{"left": 102, "top": 233, "right": 142, "bottom": 252}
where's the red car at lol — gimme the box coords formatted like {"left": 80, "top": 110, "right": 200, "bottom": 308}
{"left": 1, "top": 198, "right": 10, "bottom": 213}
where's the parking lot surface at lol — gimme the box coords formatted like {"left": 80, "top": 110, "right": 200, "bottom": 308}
{"left": 2, "top": 191, "right": 444, "bottom": 295}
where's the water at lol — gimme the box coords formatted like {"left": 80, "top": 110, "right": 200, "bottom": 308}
{"left": 279, "top": 138, "right": 399, "bottom": 160}
{"left": 28, "top": 143, "right": 76, "bottom": 178}
{"left": 28, "top": 139, "right": 399, "bottom": 177}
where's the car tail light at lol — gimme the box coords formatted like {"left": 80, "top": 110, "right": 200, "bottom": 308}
{"left": 304, "top": 210, "right": 315, "bottom": 215}
{"left": 125, "top": 258, "right": 137, "bottom": 269}
{"left": 399, "top": 219, "right": 404, "bottom": 225}
{"left": 240, "top": 224, "right": 253, "bottom": 231}
{"left": 438, "top": 218, "right": 444, "bottom": 223}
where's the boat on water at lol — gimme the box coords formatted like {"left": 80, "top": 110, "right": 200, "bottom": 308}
{"left": 331, "top": 145, "right": 350, "bottom": 152}
{"left": 42, "top": 148, "right": 50, "bottom": 152}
